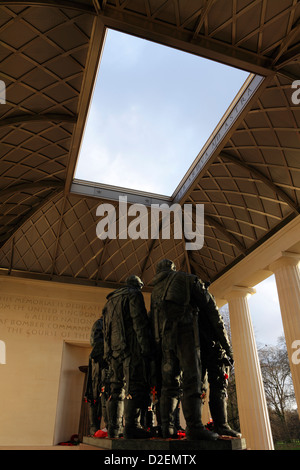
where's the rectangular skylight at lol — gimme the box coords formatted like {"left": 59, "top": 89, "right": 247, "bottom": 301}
{"left": 74, "top": 29, "right": 250, "bottom": 197}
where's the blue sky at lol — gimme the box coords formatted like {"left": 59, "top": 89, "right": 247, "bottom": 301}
{"left": 242, "top": 275, "right": 283, "bottom": 346}
{"left": 219, "top": 275, "right": 284, "bottom": 347}
{"left": 75, "top": 28, "right": 249, "bottom": 196}
{"left": 75, "top": 29, "right": 284, "bottom": 346}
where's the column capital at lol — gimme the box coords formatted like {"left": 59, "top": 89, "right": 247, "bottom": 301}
{"left": 225, "top": 286, "right": 256, "bottom": 301}
{"left": 269, "top": 252, "right": 300, "bottom": 272}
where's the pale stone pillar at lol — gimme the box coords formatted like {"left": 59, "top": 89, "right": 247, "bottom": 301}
{"left": 201, "top": 388, "right": 211, "bottom": 426}
{"left": 269, "top": 254, "right": 300, "bottom": 416}
{"left": 227, "top": 287, "right": 274, "bottom": 450}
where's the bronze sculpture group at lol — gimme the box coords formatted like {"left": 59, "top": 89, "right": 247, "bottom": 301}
{"left": 85, "top": 259, "right": 241, "bottom": 441}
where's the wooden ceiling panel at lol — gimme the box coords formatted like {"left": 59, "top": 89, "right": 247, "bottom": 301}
{"left": 1, "top": 1, "right": 300, "bottom": 287}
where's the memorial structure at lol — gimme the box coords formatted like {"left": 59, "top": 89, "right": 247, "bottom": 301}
{"left": 0, "top": 0, "right": 300, "bottom": 451}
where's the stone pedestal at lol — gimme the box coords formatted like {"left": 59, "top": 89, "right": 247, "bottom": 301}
{"left": 82, "top": 435, "right": 247, "bottom": 451}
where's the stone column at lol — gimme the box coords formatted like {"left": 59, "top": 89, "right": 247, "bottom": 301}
{"left": 269, "top": 254, "right": 300, "bottom": 416}
{"left": 201, "top": 388, "right": 211, "bottom": 426}
{"left": 227, "top": 287, "right": 274, "bottom": 450}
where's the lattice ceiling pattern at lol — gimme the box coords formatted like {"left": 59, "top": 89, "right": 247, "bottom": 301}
{"left": 0, "top": 192, "right": 189, "bottom": 286}
{"left": 101, "top": 0, "right": 300, "bottom": 78}
{"left": 0, "top": 3, "right": 94, "bottom": 248}
{"left": 0, "top": 1, "right": 300, "bottom": 288}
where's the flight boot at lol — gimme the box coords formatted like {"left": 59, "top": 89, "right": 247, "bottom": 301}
{"left": 210, "top": 397, "right": 241, "bottom": 438}
{"left": 107, "top": 398, "right": 124, "bottom": 438}
{"left": 182, "top": 394, "right": 219, "bottom": 441}
{"left": 160, "top": 395, "right": 179, "bottom": 439}
{"left": 123, "top": 398, "right": 151, "bottom": 439}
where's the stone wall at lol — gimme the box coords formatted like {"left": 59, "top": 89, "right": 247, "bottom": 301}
{"left": 0, "top": 276, "right": 150, "bottom": 446}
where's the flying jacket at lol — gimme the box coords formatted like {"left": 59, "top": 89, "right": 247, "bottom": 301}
{"left": 150, "top": 269, "right": 232, "bottom": 360}
{"left": 102, "top": 286, "right": 151, "bottom": 361}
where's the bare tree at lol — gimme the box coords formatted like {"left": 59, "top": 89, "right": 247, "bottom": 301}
{"left": 258, "top": 337, "right": 297, "bottom": 440}
{"left": 219, "top": 304, "right": 299, "bottom": 442}
{"left": 259, "top": 337, "right": 295, "bottom": 417}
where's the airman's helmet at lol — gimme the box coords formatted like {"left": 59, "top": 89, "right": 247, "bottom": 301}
{"left": 126, "top": 275, "right": 144, "bottom": 289}
{"left": 156, "top": 259, "right": 176, "bottom": 274}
